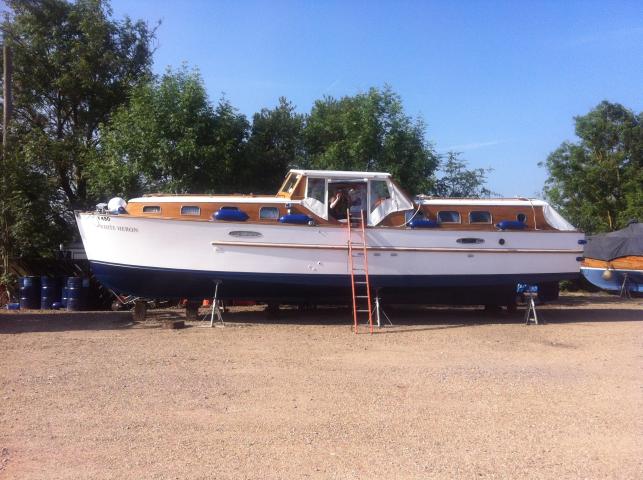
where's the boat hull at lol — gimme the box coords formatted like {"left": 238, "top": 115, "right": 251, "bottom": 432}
{"left": 581, "top": 267, "right": 643, "bottom": 294}
{"left": 76, "top": 212, "right": 583, "bottom": 303}
{"left": 90, "top": 260, "right": 576, "bottom": 303}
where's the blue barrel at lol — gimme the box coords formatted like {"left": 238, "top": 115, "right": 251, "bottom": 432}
{"left": 82, "top": 277, "right": 91, "bottom": 310}
{"left": 61, "top": 276, "right": 70, "bottom": 308}
{"left": 19, "top": 276, "right": 41, "bottom": 310}
{"left": 66, "top": 276, "right": 84, "bottom": 311}
{"left": 40, "top": 276, "right": 61, "bottom": 309}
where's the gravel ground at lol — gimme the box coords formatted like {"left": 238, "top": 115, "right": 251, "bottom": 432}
{"left": 1, "top": 293, "right": 641, "bottom": 479}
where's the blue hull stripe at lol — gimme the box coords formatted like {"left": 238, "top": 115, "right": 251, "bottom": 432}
{"left": 91, "top": 261, "right": 579, "bottom": 301}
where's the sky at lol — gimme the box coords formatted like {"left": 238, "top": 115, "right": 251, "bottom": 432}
{"left": 110, "top": 0, "right": 642, "bottom": 197}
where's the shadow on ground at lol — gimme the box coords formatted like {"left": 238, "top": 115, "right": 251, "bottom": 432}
{"left": 1, "top": 294, "right": 640, "bottom": 334}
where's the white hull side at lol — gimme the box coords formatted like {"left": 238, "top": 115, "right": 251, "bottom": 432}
{"left": 76, "top": 213, "right": 583, "bottom": 277}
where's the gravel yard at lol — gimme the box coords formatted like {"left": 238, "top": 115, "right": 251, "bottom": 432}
{"left": 1, "top": 293, "right": 642, "bottom": 479}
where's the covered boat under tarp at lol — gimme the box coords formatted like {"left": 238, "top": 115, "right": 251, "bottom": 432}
{"left": 583, "top": 222, "right": 643, "bottom": 261}
{"left": 581, "top": 222, "right": 643, "bottom": 294}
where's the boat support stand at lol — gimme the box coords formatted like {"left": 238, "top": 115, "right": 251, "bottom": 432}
{"left": 619, "top": 273, "right": 632, "bottom": 299}
{"left": 524, "top": 292, "right": 539, "bottom": 325}
{"left": 373, "top": 290, "right": 393, "bottom": 328}
{"left": 209, "top": 281, "right": 224, "bottom": 327}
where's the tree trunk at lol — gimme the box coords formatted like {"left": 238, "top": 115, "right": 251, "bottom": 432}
{"left": 1, "top": 44, "right": 13, "bottom": 280}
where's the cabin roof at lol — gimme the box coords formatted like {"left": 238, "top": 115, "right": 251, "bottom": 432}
{"left": 129, "top": 196, "right": 297, "bottom": 204}
{"left": 288, "top": 169, "right": 391, "bottom": 180}
{"left": 417, "top": 197, "right": 549, "bottom": 207}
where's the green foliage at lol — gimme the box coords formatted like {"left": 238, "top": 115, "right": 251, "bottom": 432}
{"left": 1, "top": 0, "right": 155, "bottom": 258}
{"left": 433, "top": 152, "right": 493, "bottom": 198}
{"left": 244, "top": 97, "right": 305, "bottom": 193}
{"left": 91, "top": 66, "right": 248, "bottom": 197}
{"left": 303, "top": 86, "right": 438, "bottom": 194}
{"left": 0, "top": 134, "right": 69, "bottom": 258}
{"left": 542, "top": 101, "right": 642, "bottom": 233}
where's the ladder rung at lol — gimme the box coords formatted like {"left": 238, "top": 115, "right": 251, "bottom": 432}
{"left": 354, "top": 281, "right": 368, "bottom": 284}
{"left": 356, "top": 309, "right": 370, "bottom": 312}
{"left": 355, "top": 295, "right": 368, "bottom": 298}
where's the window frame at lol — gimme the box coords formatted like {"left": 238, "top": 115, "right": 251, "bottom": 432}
{"left": 180, "top": 205, "right": 201, "bottom": 216}
{"left": 468, "top": 210, "right": 492, "bottom": 224}
{"left": 437, "top": 210, "right": 462, "bottom": 224}
{"left": 142, "top": 205, "right": 162, "bottom": 214}
{"left": 259, "top": 206, "right": 280, "bottom": 220}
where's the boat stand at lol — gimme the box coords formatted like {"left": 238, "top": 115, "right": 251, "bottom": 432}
{"left": 208, "top": 281, "right": 224, "bottom": 327}
{"left": 524, "top": 292, "right": 539, "bottom": 325}
{"left": 619, "top": 273, "right": 632, "bottom": 299}
{"left": 373, "top": 291, "right": 393, "bottom": 328}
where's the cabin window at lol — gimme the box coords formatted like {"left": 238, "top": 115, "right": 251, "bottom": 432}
{"left": 280, "top": 173, "right": 301, "bottom": 195}
{"left": 259, "top": 207, "right": 280, "bottom": 220}
{"left": 180, "top": 206, "right": 201, "bottom": 216}
{"left": 438, "top": 211, "right": 461, "bottom": 223}
{"left": 469, "top": 211, "right": 492, "bottom": 223}
{"left": 370, "top": 180, "right": 391, "bottom": 213}
{"left": 142, "top": 205, "right": 161, "bottom": 214}
{"left": 517, "top": 213, "right": 527, "bottom": 223}
{"left": 306, "top": 178, "right": 326, "bottom": 203}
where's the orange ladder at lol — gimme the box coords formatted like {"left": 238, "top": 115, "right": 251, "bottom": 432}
{"left": 347, "top": 209, "right": 374, "bottom": 334}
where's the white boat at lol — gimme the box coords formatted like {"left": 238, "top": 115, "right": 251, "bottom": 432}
{"left": 75, "top": 169, "right": 584, "bottom": 305}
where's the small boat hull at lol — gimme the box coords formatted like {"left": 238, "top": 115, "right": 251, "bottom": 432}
{"left": 581, "top": 266, "right": 643, "bottom": 294}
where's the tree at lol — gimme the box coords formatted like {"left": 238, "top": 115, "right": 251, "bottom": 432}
{"left": 542, "top": 101, "right": 642, "bottom": 233}
{"left": 91, "top": 66, "right": 249, "bottom": 198}
{"left": 0, "top": 0, "right": 155, "bottom": 259}
{"left": 244, "top": 97, "right": 304, "bottom": 194}
{"left": 432, "top": 152, "right": 493, "bottom": 198}
{"left": 303, "top": 86, "right": 438, "bottom": 194}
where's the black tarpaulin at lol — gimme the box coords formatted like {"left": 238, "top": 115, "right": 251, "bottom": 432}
{"left": 584, "top": 222, "right": 643, "bottom": 261}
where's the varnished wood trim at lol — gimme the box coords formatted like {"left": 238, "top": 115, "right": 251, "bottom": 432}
{"left": 211, "top": 240, "right": 583, "bottom": 254}
{"left": 582, "top": 256, "right": 643, "bottom": 270}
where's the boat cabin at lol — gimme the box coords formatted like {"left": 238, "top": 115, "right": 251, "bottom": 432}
{"left": 122, "top": 169, "right": 576, "bottom": 232}
{"left": 276, "top": 170, "right": 413, "bottom": 225}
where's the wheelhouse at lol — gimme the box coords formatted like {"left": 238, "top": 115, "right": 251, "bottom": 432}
{"left": 285, "top": 169, "right": 414, "bottom": 226}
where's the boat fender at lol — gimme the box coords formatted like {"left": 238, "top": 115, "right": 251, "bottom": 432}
{"left": 496, "top": 220, "right": 527, "bottom": 230}
{"left": 107, "top": 197, "right": 128, "bottom": 214}
{"left": 279, "top": 213, "right": 314, "bottom": 225}
{"left": 408, "top": 219, "right": 439, "bottom": 229}
{"left": 213, "top": 208, "right": 249, "bottom": 221}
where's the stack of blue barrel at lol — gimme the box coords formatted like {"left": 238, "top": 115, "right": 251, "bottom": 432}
{"left": 10, "top": 275, "right": 91, "bottom": 310}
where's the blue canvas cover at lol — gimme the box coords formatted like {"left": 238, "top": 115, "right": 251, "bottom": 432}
{"left": 583, "top": 222, "right": 643, "bottom": 261}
